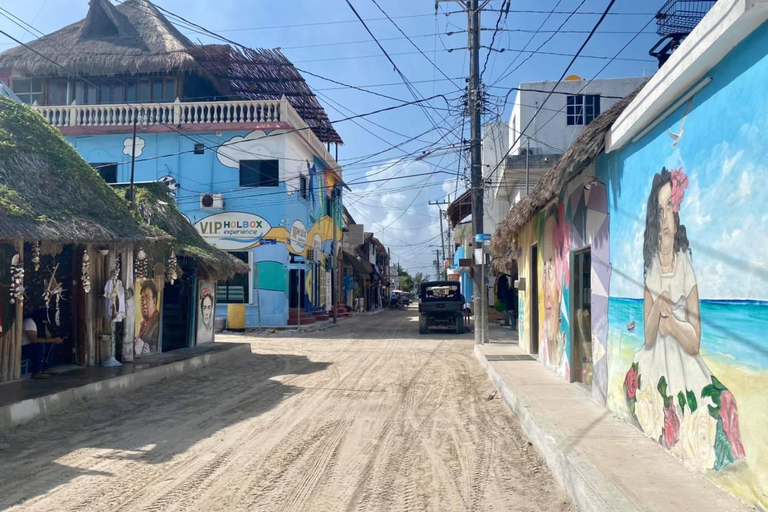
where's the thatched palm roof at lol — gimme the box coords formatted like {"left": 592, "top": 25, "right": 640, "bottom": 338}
{"left": 126, "top": 183, "right": 248, "bottom": 280}
{"left": 447, "top": 189, "right": 471, "bottom": 229}
{"left": 189, "top": 45, "right": 343, "bottom": 144}
{"left": 491, "top": 83, "right": 647, "bottom": 270}
{"left": 0, "top": 0, "right": 195, "bottom": 76}
{"left": 0, "top": 0, "right": 342, "bottom": 144}
{"left": 0, "top": 96, "right": 159, "bottom": 243}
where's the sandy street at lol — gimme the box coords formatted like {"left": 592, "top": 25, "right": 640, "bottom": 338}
{"left": 0, "top": 309, "right": 573, "bottom": 512}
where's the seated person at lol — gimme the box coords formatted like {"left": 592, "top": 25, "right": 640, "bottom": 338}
{"left": 21, "top": 309, "right": 64, "bottom": 380}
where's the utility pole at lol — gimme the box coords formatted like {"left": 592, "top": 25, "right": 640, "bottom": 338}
{"left": 429, "top": 199, "right": 450, "bottom": 280}
{"left": 129, "top": 113, "right": 138, "bottom": 206}
{"left": 468, "top": 0, "right": 487, "bottom": 345}
{"left": 435, "top": 249, "right": 441, "bottom": 279}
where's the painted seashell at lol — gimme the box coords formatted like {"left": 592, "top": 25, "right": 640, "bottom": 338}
{"left": 137, "top": 249, "right": 147, "bottom": 260}
{"left": 11, "top": 253, "right": 19, "bottom": 266}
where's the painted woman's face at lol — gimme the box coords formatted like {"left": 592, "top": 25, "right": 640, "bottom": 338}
{"left": 658, "top": 183, "right": 676, "bottom": 256}
{"left": 201, "top": 296, "right": 213, "bottom": 326}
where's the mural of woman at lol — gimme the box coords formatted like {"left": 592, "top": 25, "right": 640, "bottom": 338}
{"left": 541, "top": 203, "right": 570, "bottom": 376}
{"left": 198, "top": 285, "right": 215, "bottom": 344}
{"left": 624, "top": 167, "right": 746, "bottom": 471}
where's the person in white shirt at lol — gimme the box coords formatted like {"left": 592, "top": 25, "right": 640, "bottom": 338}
{"left": 21, "top": 309, "right": 64, "bottom": 380}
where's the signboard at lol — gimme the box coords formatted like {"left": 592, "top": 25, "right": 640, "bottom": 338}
{"left": 261, "top": 239, "right": 277, "bottom": 245}
{"left": 459, "top": 258, "right": 472, "bottom": 267}
{"left": 474, "top": 233, "right": 492, "bottom": 242}
{"left": 289, "top": 220, "right": 307, "bottom": 253}
{"left": 195, "top": 212, "right": 271, "bottom": 250}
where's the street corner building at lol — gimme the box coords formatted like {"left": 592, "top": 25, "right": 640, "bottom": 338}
{"left": 0, "top": 0, "right": 347, "bottom": 329}
{"left": 490, "top": 0, "right": 768, "bottom": 508}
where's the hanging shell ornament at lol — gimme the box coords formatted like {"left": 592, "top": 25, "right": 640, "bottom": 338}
{"left": 31, "top": 242, "right": 41, "bottom": 272}
{"left": 81, "top": 250, "right": 91, "bottom": 293}
{"left": 167, "top": 249, "right": 178, "bottom": 285}
{"left": 9, "top": 252, "right": 24, "bottom": 304}
{"left": 42, "top": 262, "right": 65, "bottom": 326}
{"left": 135, "top": 247, "right": 148, "bottom": 279}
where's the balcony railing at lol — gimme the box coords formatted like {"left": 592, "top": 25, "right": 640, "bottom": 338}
{"left": 33, "top": 97, "right": 341, "bottom": 177}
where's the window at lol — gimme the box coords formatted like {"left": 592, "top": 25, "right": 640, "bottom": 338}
{"left": 217, "top": 252, "right": 249, "bottom": 304}
{"left": 11, "top": 78, "right": 42, "bottom": 105}
{"left": 164, "top": 78, "right": 176, "bottom": 102}
{"left": 325, "top": 196, "right": 333, "bottom": 217}
{"left": 151, "top": 81, "right": 164, "bottom": 103}
{"left": 47, "top": 81, "right": 68, "bottom": 106}
{"left": 239, "top": 160, "right": 279, "bottom": 188}
{"left": 566, "top": 94, "right": 600, "bottom": 126}
{"left": 138, "top": 80, "right": 150, "bottom": 102}
{"left": 299, "top": 175, "right": 308, "bottom": 199}
{"left": 90, "top": 163, "right": 118, "bottom": 184}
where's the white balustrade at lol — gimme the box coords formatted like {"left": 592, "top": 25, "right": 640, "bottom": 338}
{"left": 34, "top": 97, "right": 341, "bottom": 177}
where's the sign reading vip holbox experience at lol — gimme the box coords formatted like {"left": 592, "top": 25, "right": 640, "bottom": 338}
{"left": 195, "top": 212, "right": 271, "bottom": 250}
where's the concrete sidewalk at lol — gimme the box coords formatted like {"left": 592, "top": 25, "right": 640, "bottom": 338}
{"left": 475, "top": 334, "right": 750, "bottom": 512}
{"left": 0, "top": 342, "right": 250, "bottom": 431}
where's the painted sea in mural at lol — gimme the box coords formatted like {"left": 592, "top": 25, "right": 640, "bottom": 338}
{"left": 608, "top": 298, "right": 768, "bottom": 371}
{"left": 607, "top": 298, "right": 768, "bottom": 507}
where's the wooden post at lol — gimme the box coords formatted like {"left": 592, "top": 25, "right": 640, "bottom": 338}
{"left": 122, "top": 247, "right": 135, "bottom": 363}
{"left": 12, "top": 239, "right": 23, "bottom": 380}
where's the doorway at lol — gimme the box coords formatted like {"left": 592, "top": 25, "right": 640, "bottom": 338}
{"left": 572, "top": 249, "right": 592, "bottom": 387}
{"left": 161, "top": 272, "right": 194, "bottom": 353}
{"left": 530, "top": 244, "right": 539, "bottom": 354}
{"left": 289, "top": 269, "right": 306, "bottom": 309}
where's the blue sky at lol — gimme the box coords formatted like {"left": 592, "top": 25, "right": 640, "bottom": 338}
{"left": 0, "top": 0, "right": 667, "bottom": 275}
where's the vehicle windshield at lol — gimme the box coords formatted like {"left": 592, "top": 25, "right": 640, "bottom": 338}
{"left": 421, "top": 283, "right": 462, "bottom": 301}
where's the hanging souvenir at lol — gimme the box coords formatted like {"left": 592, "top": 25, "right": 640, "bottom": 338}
{"left": 82, "top": 250, "right": 91, "bottom": 293}
{"left": 135, "top": 248, "right": 148, "bottom": 279}
{"left": 31, "top": 242, "right": 41, "bottom": 272}
{"left": 43, "top": 262, "right": 65, "bottom": 326}
{"left": 167, "top": 249, "right": 178, "bottom": 285}
{"left": 9, "top": 252, "right": 24, "bottom": 304}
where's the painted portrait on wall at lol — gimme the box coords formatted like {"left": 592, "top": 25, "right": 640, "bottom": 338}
{"left": 539, "top": 202, "right": 571, "bottom": 379}
{"left": 622, "top": 167, "right": 745, "bottom": 470}
{"left": 197, "top": 282, "right": 216, "bottom": 344}
{"left": 134, "top": 278, "right": 162, "bottom": 356}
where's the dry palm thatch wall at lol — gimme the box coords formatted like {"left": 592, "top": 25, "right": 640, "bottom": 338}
{"left": 491, "top": 84, "right": 646, "bottom": 272}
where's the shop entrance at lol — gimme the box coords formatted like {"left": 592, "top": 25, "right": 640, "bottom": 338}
{"left": 289, "top": 269, "right": 306, "bottom": 309}
{"left": 162, "top": 270, "right": 194, "bottom": 353}
{"left": 572, "top": 249, "right": 592, "bottom": 386}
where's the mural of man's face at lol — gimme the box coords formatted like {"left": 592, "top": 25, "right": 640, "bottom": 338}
{"left": 201, "top": 296, "right": 213, "bottom": 326}
{"left": 141, "top": 286, "right": 157, "bottom": 320}
{"left": 658, "top": 183, "right": 676, "bottom": 256}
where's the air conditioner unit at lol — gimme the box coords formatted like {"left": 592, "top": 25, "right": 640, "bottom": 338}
{"left": 200, "top": 193, "right": 224, "bottom": 209}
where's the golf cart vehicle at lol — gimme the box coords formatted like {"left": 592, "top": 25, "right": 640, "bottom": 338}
{"left": 418, "top": 281, "right": 465, "bottom": 334}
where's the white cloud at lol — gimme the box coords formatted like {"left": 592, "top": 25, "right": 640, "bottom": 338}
{"left": 726, "top": 171, "right": 754, "bottom": 205}
{"left": 122, "top": 136, "right": 145, "bottom": 158}
{"left": 347, "top": 159, "right": 446, "bottom": 277}
{"left": 216, "top": 131, "right": 277, "bottom": 169}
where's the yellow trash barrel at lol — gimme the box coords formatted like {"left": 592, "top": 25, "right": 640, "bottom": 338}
{"left": 227, "top": 304, "right": 246, "bottom": 332}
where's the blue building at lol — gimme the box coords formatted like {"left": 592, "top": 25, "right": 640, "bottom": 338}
{"left": 0, "top": 0, "right": 345, "bottom": 328}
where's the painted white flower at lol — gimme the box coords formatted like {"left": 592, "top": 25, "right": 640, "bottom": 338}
{"left": 682, "top": 407, "right": 716, "bottom": 470}
{"left": 635, "top": 384, "right": 663, "bottom": 442}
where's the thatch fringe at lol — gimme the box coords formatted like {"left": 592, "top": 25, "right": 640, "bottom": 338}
{"left": 491, "top": 83, "right": 647, "bottom": 271}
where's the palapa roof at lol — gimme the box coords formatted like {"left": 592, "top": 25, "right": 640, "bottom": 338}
{"left": 0, "top": 0, "right": 195, "bottom": 77}
{"left": 126, "top": 183, "right": 249, "bottom": 280}
{"left": 188, "top": 45, "right": 343, "bottom": 144}
{"left": 0, "top": 0, "right": 342, "bottom": 144}
{"left": 446, "top": 189, "right": 471, "bottom": 228}
{"left": 491, "top": 83, "right": 647, "bottom": 270}
{"left": 0, "top": 96, "right": 159, "bottom": 243}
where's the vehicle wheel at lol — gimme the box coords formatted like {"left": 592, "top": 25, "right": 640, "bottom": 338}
{"left": 456, "top": 315, "right": 465, "bottom": 335}
{"left": 419, "top": 314, "right": 428, "bottom": 334}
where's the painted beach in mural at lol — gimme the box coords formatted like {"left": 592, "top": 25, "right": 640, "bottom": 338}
{"left": 601, "top": 59, "right": 768, "bottom": 504}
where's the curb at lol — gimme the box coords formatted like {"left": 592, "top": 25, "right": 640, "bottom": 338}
{"left": 0, "top": 343, "right": 251, "bottom": 431}
{"left": 474, "top": 345, "right": 638, "bottom": 512}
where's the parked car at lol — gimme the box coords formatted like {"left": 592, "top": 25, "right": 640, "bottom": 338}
{"left": 418, "top": 281, "right": 465, "bottom": 334}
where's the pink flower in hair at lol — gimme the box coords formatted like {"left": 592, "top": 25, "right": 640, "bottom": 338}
{"left": 670, "top": 168, "right": 689, "bottom": 213}
{"left": 201, "top": 286, "right": 215, "bottom": 300}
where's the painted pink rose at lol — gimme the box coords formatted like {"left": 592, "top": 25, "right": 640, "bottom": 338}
{"left": 719, "top": 390, "right": 746, "bottom": 459}
{"left": 661, "top": 403, "right": 680, "bottom": 449}
{"left": 624, "top": 366, "right": 639, "bottom": 400}
{"left": 670, "top": 167, "right": 689, "bottom": 213}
